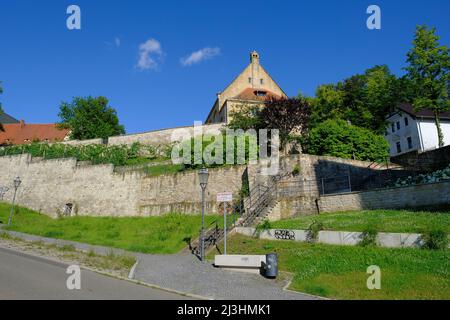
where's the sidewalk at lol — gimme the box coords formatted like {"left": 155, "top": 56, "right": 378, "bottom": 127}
{"left": 0, "top": 228, "right": 319, "bottom": 300}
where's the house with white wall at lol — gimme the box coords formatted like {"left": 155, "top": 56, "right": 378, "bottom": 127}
{"left": 385, "top": 103, "right": 450, "bottom": 156}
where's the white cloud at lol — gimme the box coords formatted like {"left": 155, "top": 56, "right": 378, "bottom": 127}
{"left": 180, "top": 47, "right": 221, "bottom": 66}
{"left": 137, "top": 38, "right": 164, "bottom": 71}
{"left": 115, "top": 37, "right": 121, "bottom": 47}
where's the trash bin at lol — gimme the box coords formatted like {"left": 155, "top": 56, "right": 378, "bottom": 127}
{"left": 264, "top": 253, "right": 278, "bottom": 278}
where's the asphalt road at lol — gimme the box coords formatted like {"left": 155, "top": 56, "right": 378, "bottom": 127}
{"left": 0, "top": 246, "right": 191, "bottom": 300}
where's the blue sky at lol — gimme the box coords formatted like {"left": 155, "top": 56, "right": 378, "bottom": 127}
{"left": 0, "top": 0, "right": 449, "bottom": 134}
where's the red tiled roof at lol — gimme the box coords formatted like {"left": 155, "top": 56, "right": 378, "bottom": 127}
{"left": 232, "top": 88, "right": 283, "bottom": 102}
{"left": 397, "top": 103, "right": 450, "bottom": 120}
{"left": 0, "top": 120, "right": 70, "bottom": 145}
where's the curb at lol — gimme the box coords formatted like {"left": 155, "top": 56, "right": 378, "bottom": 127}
{"left": 128, "top": 259, "right": 139, "bottom": 279}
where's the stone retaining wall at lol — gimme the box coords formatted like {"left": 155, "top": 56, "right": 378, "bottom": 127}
{"left": 235, "top": 227, "right": 427, "bottom": 248}
{"left": 318, "top": 181, "right": 450, "bottom": 212}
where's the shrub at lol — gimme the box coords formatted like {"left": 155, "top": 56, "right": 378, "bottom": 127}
{"left": 254, "top": 220, "right": 272, "bottom": 238}
{"left": 421, "top": 229, "right": 448, "bottom": 250}
{"left": 306, "top": 220, "right": 324, "bottom": 243}
{"left": 292, "top": 164, "right": 301, "bottom": 176}
{"left": 303, "top": 119, "right": 389, "bottom": 162}
{"left": 359, "top": 226, "right": 378, "bottom": 247}
{"left": 0, "top": 142, "right": 172, "bottom": 167}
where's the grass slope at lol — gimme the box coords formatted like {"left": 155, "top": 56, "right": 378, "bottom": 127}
{"left": 0, "top": 202, "right": 217, "bottom": 254}
{"left": 268, "top": 209, "right": 450, "bottom": 234}
{"left": 210, "top": 234, "right": 449, "bottom": 300}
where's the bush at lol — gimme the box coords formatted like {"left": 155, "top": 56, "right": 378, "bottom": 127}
{"left": 303, "top": 119, "right": 389, "bottom": 162}
{"left": 306, "top": 220, "right": 324, "bottom": 243}
{"left": 422, "top": 229, "right": 448, "bottom": 250}
{"left": 175, "top": 134, "right": 259, "bottom": 170}
{"left": 359, "top": 226, "right": 378, "bottom": 247}
{"left": 254, "top": 220, "right": 272, "bottom": 238}
{"left": 0, "top": 142, "right": 172, "bottom": 167}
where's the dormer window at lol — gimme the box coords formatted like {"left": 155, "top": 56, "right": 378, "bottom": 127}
{"left": 255, "top": 90, "right": 267, "bottom": 97}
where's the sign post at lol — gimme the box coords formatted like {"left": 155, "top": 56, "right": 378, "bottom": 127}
{"left": 217, "top": 192, "right": 233, "bottom": 255}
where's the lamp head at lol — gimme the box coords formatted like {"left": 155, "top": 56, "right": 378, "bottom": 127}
{"left": 198, "top": 167, "right": 209, "bottom": 190}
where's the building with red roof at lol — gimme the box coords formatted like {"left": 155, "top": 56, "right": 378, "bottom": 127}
{"left": 205, "top": 51, "right": 287, "bottom": 124}
{"left": 0, "top": 119, "right": 70, "bottom": 146}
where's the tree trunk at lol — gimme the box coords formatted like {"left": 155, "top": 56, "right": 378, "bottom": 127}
{"left": 434, "top": 111, "right": 444, "bottom": 148}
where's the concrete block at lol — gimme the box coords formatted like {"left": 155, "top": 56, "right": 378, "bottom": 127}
{"left": 318, "top": 231, "right": 342, "bottom": 245}
{"left": 341, "top": 232, "right": 363, "bottom": 246}
{"left": 378, "top": 233, "right": 402, "bottom": 248}
{"left": 214, "top": 255, "right": 266, "bottom": 274}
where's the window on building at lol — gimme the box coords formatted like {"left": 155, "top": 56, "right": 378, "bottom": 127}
{"left": 248, "top": 77, "right": 252, "bottom": 84}
{"left": 407, "top": 137, "right": 413, "bottom": 149}
{"left": 396, "top": 142, "right": 402, "bottom": 154}
{"left": 255, "top": 90, "right": 267, "bottom": 97}
{"left": 260, "top": 79, "right": 264, "bottom": 85}
{"left": 396, "top": 121, "right": 400, "bottom": 130}
{"left": 404, "top": 117, "right": 409, "bottom": 126}
{"left": 391, "top": 123, "right": 395, "bottom": 132}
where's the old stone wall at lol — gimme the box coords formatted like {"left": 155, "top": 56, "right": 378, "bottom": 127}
{"left": 317, "top": 181, "right": 450, "bottom": 213}
{"left": 0, "top": 154, "right": 249, "bottom": 217}
{"left": 62, "top": 123, "right": 224, "bottom": 147}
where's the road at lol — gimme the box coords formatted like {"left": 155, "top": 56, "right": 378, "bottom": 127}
{"left": 0, "top": 246, "right": 191, "bottom": 300}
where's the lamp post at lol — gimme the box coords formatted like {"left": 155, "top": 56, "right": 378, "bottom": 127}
{"left": 7, "top": 177, "right": 22, "bottom": 226}
{"left": 198, "top": 167, "right": 209, "bottom": 261}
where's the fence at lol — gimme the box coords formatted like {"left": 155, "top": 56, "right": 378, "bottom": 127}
{"left": 275, "top": 169, "right": 421, "bottom": 198}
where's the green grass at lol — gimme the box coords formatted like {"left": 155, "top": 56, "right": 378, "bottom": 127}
{"left": 143, "top": 163, "right": 185, "bottom": 176}
{"left": 0, "top": 202, "right": 218, "bottom": 254}
{"left": 210, "top": 234, "right": 450, "bottom": 300}
{"left": 268, "top": 209, "right": 450, "bottom": 234}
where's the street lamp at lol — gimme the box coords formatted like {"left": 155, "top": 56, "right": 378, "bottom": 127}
{"left": 7, "top": 177, "right": 22, "bottom": 226}
{"left": 198, "top": 167, "right": 209, "bottom": 261}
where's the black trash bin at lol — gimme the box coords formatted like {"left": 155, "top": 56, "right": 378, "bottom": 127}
{"left": 264, "top": 253, "right": 278, "bottom": 278}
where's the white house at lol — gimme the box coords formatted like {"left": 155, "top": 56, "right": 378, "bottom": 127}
{"left": 385, "top": 103, "right": 450, "bottom": 156}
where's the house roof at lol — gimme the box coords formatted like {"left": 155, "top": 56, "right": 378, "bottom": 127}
{"left": 0, "top": 120, "right": 70, "bottom": 145}
{"left": 397, "top": 103, "right": 450, "bottom": 120}
{"left": 0, "top": 112, "right": 19, "bottom": 124}
{"left": 231, "top": 88, "right": 282, "bottom": 102}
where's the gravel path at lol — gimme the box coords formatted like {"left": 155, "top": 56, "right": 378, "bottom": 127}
{"left": 134, "top": 253, "right": 318, "bottom": 300}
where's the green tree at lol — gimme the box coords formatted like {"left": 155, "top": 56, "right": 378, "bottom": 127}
{"left": 405, "top": 25, "right": 450, "bottom": 147}
{"left": 308, "top": 84, "right": 344, "bottom": 128}
{"left": 308, "top": 66, "right": 402, "bottom": 133}
{"left": 58, "top": 96, "right": 125, "bottom": 140}
{"left": 227, "top": 103, "right": 263, "bottom": 131}
{"left": 303, "top": 119, "right": 389, "bottom": 162}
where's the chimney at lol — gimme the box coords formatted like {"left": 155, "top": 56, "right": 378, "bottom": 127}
{"left": 19, "top": 120, "right": 25, "bottom": 128}
{"left": 250, "top": 51, "right": 260, "bottom": 64}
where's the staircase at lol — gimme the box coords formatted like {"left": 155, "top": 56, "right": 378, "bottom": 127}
{"left": 188, "top": 168, "right": 291, "bottom": 257}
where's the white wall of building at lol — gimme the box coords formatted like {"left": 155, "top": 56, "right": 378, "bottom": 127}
{"left": 385, "top": 112, "right": 450, "bottom": 156}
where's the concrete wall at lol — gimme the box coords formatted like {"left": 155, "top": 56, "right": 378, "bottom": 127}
{"left": 235, "top": 227, "right": 427, "bottom": 248}
{"left": 0, "top": 154, "right": 249, "bottom": 217}
{"left": 318, "top": 181, "right": 450, "bottom": 213}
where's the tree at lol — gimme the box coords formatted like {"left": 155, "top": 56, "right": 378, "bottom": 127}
{"left": 303, "top": 119, "right": 389, "bottom": 162}
{"left": 259, "top": 97, "right": 311, "bottom": 149}
{"left": 307, "top": 84, "right": 345, "bottom": 128}
{"left": 308, "top": 66, "right": 403, "bottom": 134}
{"left": 227, "top": 103, "right": 263, "bottom": 131}
{"left": 405, "top": 25, "right": 450, "bottom": 147}
{"left": 58, "top": 96, "right": 125, "bottom": 140}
